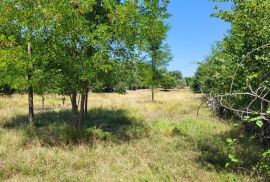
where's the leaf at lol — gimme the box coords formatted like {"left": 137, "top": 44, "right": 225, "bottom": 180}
{"left": 249, "top": 116, "right": 263, "bottom": 122}
{"left": 247, "top": 72, "right": 259, "bottom": 80}
{"left": 226, "top": 138, "right": 233, "bottom": 143}
{"left": 229, "top": 154, "right": 238, "bottom": 163}
{"left": 233, "top": 123, "right": 240, "bottom": 128}
{"left": 267, "top": 106, "right": 270, "bottom": 114}
{"left": 256, "top": 120, "right": 263, "bottom": 128}
{"left": 263, "top": 150, "right": 270, "bottom": 157}
{"left": 255, "top": 55, "right": 260, "bottom": 60}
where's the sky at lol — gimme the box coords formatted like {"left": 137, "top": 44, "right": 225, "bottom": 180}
{"left": 166, "top": 0, "right": 231, "bottom": 77}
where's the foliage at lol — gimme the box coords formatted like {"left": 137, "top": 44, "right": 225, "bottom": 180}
{"left": 139, "top": 0, "right": 172, "bottom": 101}
{"left": 0, "top": 84, "right": 15, "bottom": 95}
{"left": 185, "top": 77, "right": 194, "bottom": 87}
{"left": 0, "top": 0, "right": 171, "bottom": 127}
{"left": 170, "top": 70, "right": 183, "bottom": 80}
{"left": 193, "top": 0, "right": 270, "bottom": 178}
{"left": 0, "top": 0, "right": 57, "bottom": 93}
{"left": 160, "top": 70, "right": 184, "bottom": 90}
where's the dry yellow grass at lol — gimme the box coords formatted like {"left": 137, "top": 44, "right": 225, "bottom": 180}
{"left": 0, "top": 89, "right": 210, "bottom": 122}
{"left": 0, "top": 89, "right": 257, "bottom": 181}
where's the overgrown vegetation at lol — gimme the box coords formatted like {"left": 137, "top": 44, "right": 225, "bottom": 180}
{"left": 192, "top": 0, "right": 270, "bottom": 179}
{"left": 0, "top": 0, "right": 269, "bottom": 181}
{"left": 0, "top": 89, "right": 264, "bottom": 181}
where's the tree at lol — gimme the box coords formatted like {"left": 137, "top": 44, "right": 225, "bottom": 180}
{"left": 0, "top": 0, "right": 57, "bottom": 125}
{"left": 193, "top": 1, "right": 270, "bottom": 175}
{"left": 170, "top": 70, "right": 183, "bottom": 81}
{"left": 140, "top": 0, "right": 172, "bottom": 101}
{"left": 160, "top": 70, "right": 184, "bottom": 90}
{"left": 47, "top": 0, "right": 169, "bottom": 128}
{"left": 194, "top": 0, "right": 270, "bottom": 111}
{"left": 148, "top": 44, "right": 172, "bottom": 100}
{"left": 161, "top": 72, "right": 177, "bottom": 91}
{"left": 185, "top": 77, "right": 194, "bottom": 87}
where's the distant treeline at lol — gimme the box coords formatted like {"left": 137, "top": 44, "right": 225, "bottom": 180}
{"left": 0, "top": 84, "right": 15, "bottom": 96}
{"left": 0, "top": 69, "right": 187, "bottom": 95}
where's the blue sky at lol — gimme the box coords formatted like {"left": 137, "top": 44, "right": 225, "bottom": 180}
{"left": 166, "top": 0, "right": 231, "bottom": 77}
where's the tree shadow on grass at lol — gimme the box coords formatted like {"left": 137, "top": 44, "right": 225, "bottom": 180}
{"left": 196, "top": 129, "right": 269, "bottom": 180}
{"left": 3, "top": 108, "right": 150, "bottom": 146}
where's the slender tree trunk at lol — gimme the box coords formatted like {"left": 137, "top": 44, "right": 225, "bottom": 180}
{"left": 70, "top": 92, "right": 79, "bottom": 129}
{"left": 84, "top": 87, "right": 89, "bottom": 119}
{"left": 151, "top": 86, "right": 154, "bottom": 101}
{"left": 151, "top": 61, "right": 155, "bottom": 101}
{"left": 79, "top": 92, "right": 86, "bottom": 128}
{"left": 27, "top": 42, "right": 34, "bottom": 125}
{"left": 28, "top": 86, "right": 34, "bottom": 126}
{"left": 77, "top": 94, "right": 81, "bottom": 108}
{"left": 41, "top": 95, "right": 45, "bottom": 112}
{"left": 151, "top": 52, "right": 155, "bottom": 102}
{"left": 62, "top": 96, "right": 65, "bottom": 107}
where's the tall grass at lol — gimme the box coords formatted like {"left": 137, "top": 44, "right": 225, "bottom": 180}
{"left": 0, "top": 89, "right": 262, "bottom": 181}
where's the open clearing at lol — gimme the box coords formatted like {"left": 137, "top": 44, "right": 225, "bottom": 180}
{"left": 0, "top": 89, "right": 256, "bottom": 181}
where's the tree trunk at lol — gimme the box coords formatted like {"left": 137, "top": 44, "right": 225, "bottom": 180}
{"left": 28, "top": 86, "right": 34, "bottom": 126}
{"left": 79, "top": 92, "right": 86, "bottom": 129}
{"left": 84, "top": 87, "right": 89, "bottom": 119}
{"left": 62, "top": 96, "right": 65, "bottom": 108}
{"left": 70, "top": 88, "right": 88, "bottom": 129}
{"left": 70, "top": 92, "right": 79, "bottom": 129}
{"left": 27, "top": 42, "right": 34, "bottom": 125}
{"left": 151, "top": 86, "right": 154, "bottom": 101}
{"left": 41, "top": 95, "right": 45, "bottom": 112}
{"left": 151, "top": 53, "right": 155, "bottom": 102}
{"left": 77, "top": 94, "right": 81, "bottom": 108}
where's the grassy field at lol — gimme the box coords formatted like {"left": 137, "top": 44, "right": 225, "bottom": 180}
{"left": 0, "top": 89, "right": 261, "bottom": 181}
